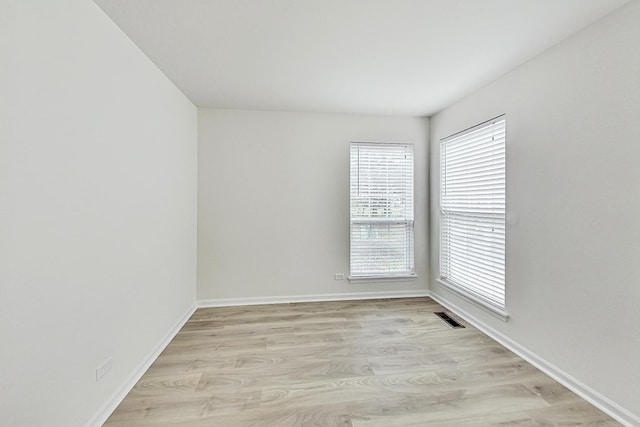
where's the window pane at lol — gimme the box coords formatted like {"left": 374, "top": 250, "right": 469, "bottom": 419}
{"left": 351, "top": 221, "right": 414, "bottom": 275}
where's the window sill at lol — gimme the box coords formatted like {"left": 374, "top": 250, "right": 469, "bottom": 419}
{"left": 436, "top": 278, "right": 509, "bottom": 322}
{"left": 349, "top": 274, "right": 417, "bottom": 284}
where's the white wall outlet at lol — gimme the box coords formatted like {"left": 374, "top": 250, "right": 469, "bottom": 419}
{"left": 96, "top": 358, "right": 112, "bottom": 381}
{"left": 334, "top": 273, "right": 345, "bottom": 280}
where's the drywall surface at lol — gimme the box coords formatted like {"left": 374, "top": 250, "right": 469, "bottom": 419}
{"left": 0, "top": 1, "right": 197, "bottom": 426}
{"left": 430, "top": 1, "right": 640, "bottom": 420}
{"left": 198, "top": 109, "right": 429, "bottom": 300}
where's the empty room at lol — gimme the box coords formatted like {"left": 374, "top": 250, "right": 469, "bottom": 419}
{"left": 2, "top": 0, "right": 639, "bottom": 426}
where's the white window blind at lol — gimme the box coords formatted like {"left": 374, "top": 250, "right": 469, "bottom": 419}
{"left": 350, "top": 143, "right": 415, "bottom": 278}
{"left": 440, "top": 116, "right": 506, "bottom": 312}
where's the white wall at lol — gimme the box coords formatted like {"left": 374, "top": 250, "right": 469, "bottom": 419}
{"left": 429, "top": 2, "right": 640, "bottom": 422}
{"left": 198, "top": 109, "right": 428, "bottom": 301}
{"left": 0, "top": 1, "right": 197, "bottom": 426}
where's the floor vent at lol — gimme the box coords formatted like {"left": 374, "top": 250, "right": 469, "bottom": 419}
{"left": 434, "top": 312, "right": 465, "bottom": 329}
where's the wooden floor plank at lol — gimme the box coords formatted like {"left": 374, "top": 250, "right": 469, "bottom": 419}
{"left": 104, "top": 297, "right": 619, "bottom": 426}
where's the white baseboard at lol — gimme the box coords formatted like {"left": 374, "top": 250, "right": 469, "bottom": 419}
{"left": 86, "top": 303, "right": 197, "bottom": 427}
{"left": 429, "top": 291, "right": 640, "bottom": 427}
{"left": 198, "top": 289, "right": 430, "bottom": 308}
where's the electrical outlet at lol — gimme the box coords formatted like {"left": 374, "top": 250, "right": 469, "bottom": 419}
{"left": 334, "top": 273, "right": 345, "bottom": 280}
{"left": 96, "top": 358, "right": 112, "bottom": 381}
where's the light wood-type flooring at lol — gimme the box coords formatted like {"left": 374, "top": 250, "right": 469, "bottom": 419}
{"left": 104, "top": 297, "right": 619, "bottom": 426}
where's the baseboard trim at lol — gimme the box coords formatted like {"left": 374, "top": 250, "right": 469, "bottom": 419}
{"left": 198, "top": 289, "right": 430, "bottom": 308}
{"left": 86, "top": 302, "right": 197, "bottom": 427}
{"left": 429, "top": 291, "right": 640, "bottom": 427}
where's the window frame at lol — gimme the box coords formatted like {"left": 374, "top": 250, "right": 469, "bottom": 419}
{"left": 438, "top": 116, "right": 508, "bottom": 320}
{"left": 349, "top": 142, "right": 416, "bottom": 281}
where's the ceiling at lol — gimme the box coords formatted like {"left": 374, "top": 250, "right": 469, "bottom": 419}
{"left": 94, "top": 0, "right": 628, "bottom": 116}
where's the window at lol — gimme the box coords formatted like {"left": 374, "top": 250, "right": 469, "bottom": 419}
{"left": 350, "top": 143, "right": 415, "bottom": 279}
{"left": 439, "top": 116, "right": 506, "bottom": 316}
